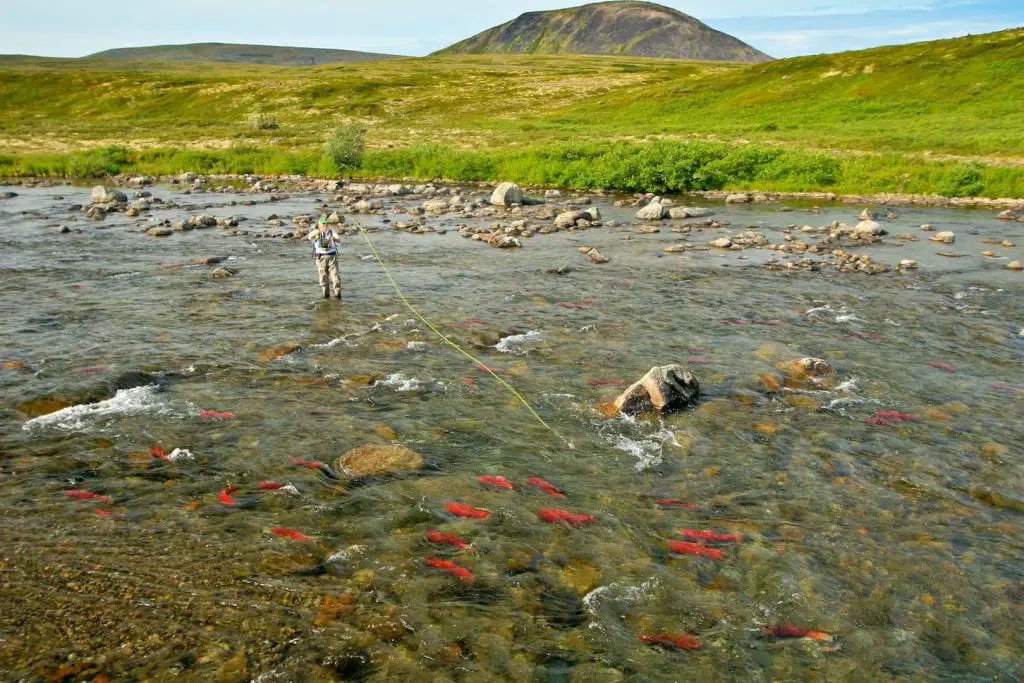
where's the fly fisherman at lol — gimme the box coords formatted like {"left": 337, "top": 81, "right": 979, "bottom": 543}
{"left": 307, "top": 216, "right": 342, "bottom": 300}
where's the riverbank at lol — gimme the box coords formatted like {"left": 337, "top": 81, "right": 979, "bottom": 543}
{"left": 6, "top": 165, "right": 1024, "bottom": 211}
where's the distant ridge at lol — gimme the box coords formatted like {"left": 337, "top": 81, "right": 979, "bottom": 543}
{"left": 435, "top": 1, "right": 771, "bottom": 62}
{"left": 88, "top": 42, "right": 402, "bottom": 66}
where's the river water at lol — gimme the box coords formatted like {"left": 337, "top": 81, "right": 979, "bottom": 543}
{"left": 0, "top": 182, "right": 1021, "bottom": 681}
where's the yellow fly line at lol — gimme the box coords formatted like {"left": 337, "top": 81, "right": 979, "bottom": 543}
{"left": 355, "top": 224, "right": 573, "bottom": 448}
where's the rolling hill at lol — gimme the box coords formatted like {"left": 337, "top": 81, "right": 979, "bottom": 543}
{"left": 0, "top": 27, "right": 1022, "bottom": 197}
{"left": 88, "top": 42, "right": 401, "bottom": 66}
{"left": 435, "top": 1, "right": 771, "bottom": 62}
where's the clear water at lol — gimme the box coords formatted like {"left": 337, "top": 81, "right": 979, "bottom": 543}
{"left": 0, "top": 183, "right": 1021, "bottom": 681}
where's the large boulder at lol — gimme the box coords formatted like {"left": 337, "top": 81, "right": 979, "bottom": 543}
{"left": 636, "top": 199, "right": 667, "bottom": 221}
{"left": 337, "top": 444, "right": 424, "bottom": 476}
{"left": 853, "top": 220, "right": 883, "bottom": 236}
{"left": 669, "top": 207, "right": 714, "bottom": 219}
{"left": 491, "top": 182, "right": 524, "bottom": 207}
{"left": 612, "top": 365, "right": 700, "bottom": 416}
{"left": 91, "top": 186, "right": 127, "bottom": 204}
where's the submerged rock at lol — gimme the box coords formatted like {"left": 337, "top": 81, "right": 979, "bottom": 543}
{"left": 211, "top": 266, "right": 238, "bottom": 279}
{"left": 776, "top": 357, "right": 835, "bottom": 388}
{"left": 613, "top": 365, "right": 700, "bottom": 416}
{"left": 258, "top": 343, "right": 301, "bottom": 363}
{"left": 337, "top": 444, "right": 424, "bottom": 476}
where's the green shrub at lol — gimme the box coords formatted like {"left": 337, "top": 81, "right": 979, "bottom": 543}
{"left": 939, "top": 162, "right": 985, "bottom": 197}
{"left": 66, "top": 147, "right": 130, "bottom": 178}
{"left": 323, "top": 122, "right": 367, "bottom": 172}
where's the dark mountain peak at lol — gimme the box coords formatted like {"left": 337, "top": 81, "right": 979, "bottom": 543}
{"left": 436, "top": 1, "right": 771, "bottom": 62}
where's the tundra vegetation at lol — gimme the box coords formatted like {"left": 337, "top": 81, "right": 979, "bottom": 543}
{"left": 0, "top": 27, "right": 1022, "bottom": 197}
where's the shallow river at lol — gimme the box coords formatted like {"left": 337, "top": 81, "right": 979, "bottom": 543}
{"left": 0, "top": 181, "right": 1021, "bottom": 681}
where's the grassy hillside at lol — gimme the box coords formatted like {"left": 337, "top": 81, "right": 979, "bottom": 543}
{"left": 88, "top": 43, "right": 400, "bottom": 66}
{"left": 1, "top": 28, "right": 1023, "bottom": 197}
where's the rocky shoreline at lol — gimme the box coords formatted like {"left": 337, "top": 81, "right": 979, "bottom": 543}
{"left": 4, "top": 172, "right": 1024, "bottom": 211}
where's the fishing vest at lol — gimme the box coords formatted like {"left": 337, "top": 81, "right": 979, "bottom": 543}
{"left": 311, "top": 229, "right": 336, "bottom": 255}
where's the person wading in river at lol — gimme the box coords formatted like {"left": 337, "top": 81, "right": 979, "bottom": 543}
{"left": 307, "top": 216, "right": 342, "bottom": 300}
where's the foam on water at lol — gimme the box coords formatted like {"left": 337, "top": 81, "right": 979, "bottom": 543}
{"left": 22, "top": 385, "right": 170, "bottom": 432}
{"left": 495, "top": 330, "right": 544, "bottom": 354}
{"left": 379, "top": 373, "right": 442, "bottom": 392}
{"left": 615, "top": 435, "right": 663, "bottom": 473}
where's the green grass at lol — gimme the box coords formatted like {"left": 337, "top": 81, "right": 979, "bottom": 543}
{"left": 2, "top": 140, "right": 1021, "bottom": 198}
{"left": 1, "top": 27, "right": 1023, "bottom": 197}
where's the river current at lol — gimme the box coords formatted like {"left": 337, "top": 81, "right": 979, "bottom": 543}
{"left": 0, "top": 181, "right": 1021, "bottom": 681}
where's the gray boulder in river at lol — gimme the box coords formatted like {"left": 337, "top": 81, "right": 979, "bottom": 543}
{"left": 91, "top": 186, "right": 127, "bottom": 204}
{"left": 491, "top": 182, "right": 524, "bottom": 207}
{"left": 613, "top": 365, "right": 700, "bottom": 416}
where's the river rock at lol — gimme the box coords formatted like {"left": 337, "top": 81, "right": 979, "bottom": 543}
{"left": 0, "top": 191, "right": 17, "bottom": 199}
{"left": 86, "top": 205, "right": 106, "bottom": 221}
{"left": 995, "top": 210, "right": 1015, "bottom": 220}
{"left": 854, "top": 220, "right": 883, "bottom": 236}
{"left": 776, "top": 358, "right": 835, "bottom": 387}
{"left": 725, "top": 193, "right": 751, "bottom": 204}
{"left": 709, "top": 237, "right": 733, "bottom": 248}
{"left": 491, "top": 182, "right": 523, "bottom": 206}
{"left": 146, "top": 226, "right": 173, "bottom": 237}
{"left": 489, "top": 235, "right": 522, "bottom": 249}
{"left": 929, "top": 231, "right": 956, "bottom": 244}
{"left": 554, "top": 207, "right": 600, "bottom": 228}
{"left": 636, "top": 199, "right": 667, "bottom": 220}
{"left": 899, "top": 259, "right": 919, "bottom": 270}
{"left": 1008, "top": 261, "right": 1023, "bottom": 271}
{"left": 421, "top": 199, "right": 449, "bottom": 214}
{"left": 258, "top": 343, "right": 300, "bottom": 363}
{"left": 211, "top": 266, "right": 238, "bottom": 278}
{"left": 91, "top": 186, "right": 127, "bottom": 204}
{"left": 669, "top": 207, "right": 714, "bottom": 219}
{"left": 186, "top": 214, "right": 217, "bottom": 229}
{"left": 613, "top": 365, "right": 700, "bottom": 416}
{"left": 857, "top": 208, "right": 876, "bottom": 221}
{"left": 337, "top": 444, "right": 424, "bottom": 476}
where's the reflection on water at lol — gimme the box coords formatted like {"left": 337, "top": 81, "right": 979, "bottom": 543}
{"left": 0, "top": 182, "right": 1022, "bottom": 680}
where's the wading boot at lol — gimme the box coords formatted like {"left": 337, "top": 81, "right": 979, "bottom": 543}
{"left": 322, "top": 288, "right": 330, "bottom": 299}
{"left": 336, "top": 294, "right": 342, "bottom": 300}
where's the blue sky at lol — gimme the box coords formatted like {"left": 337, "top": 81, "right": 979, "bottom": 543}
{"left": 2, "top": 0, "right": 1021, "bottom": 59}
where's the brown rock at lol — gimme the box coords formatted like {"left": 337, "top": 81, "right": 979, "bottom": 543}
{"left": 373, "top": 423, "right": 398, "bottom": 440}
{"left": 16, "top": 397, "right": 73, "bottom": 417}
{"left": 776, "top": 358, "right": 835, "bottom": 388}
{"left": 337, "top": 444, "right": 424, "bottom": 476}
{"left": 314, "top": 593, "right": 356, "bottom": 626}
{"left": 258, "top": 343, "right": 301, "bottom": 363}
{"left": 612, "top": 365, "right": 700, "bottom": 416}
